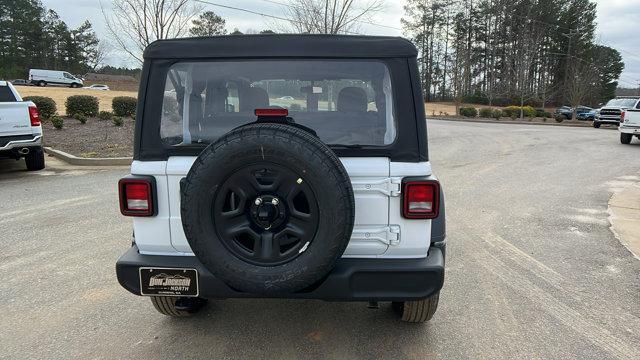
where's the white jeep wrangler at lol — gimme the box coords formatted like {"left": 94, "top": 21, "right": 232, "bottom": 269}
{"left": 116, "top": 35, "right": 445, "bottom": 323}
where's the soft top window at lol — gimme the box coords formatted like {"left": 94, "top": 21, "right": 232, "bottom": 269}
{"left": 160, "top": 60, "right": 396, "bottom": 147}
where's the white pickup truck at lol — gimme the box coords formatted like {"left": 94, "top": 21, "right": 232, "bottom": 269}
{"left": 620, "top": 100, "right": 640, "bottom": 144}
{"left": 0, "top": 81, "right": 45, "bottom": 170}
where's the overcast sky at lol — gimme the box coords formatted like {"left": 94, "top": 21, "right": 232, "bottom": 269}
{"left": 42, "top": 0, "right": 640, "bottom": 88}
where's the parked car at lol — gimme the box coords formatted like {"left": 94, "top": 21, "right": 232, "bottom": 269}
{"left": 594, "top": 97, "right": 640, "bottom": 128}
{"left": 554, "top": 106, "right": 591, "bottom": 120}
{"left": 619, "top": 98, "right": 640, "bottom": 144}
{"left": 115, "top": 35, "right": 445, "bottom": 323}
{"left": 84, "top": 84, "right": 110, "bottom": 91}
{"left": 10, "top": 79, "right": 29, "bottom": 86}
{"left": 278, "top": 96, "right": 295, "bottom": 100}
{"left": 577, "top": 108, "right": 597, "bottom": 121}
{"left": 0, "top": 80, "right": 45, "bottom": 170}
{"left": 29, "top": 68, "right": 83, "bottom": 88}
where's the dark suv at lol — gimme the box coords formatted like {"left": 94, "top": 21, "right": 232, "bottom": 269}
{"left": 115, "top": 35, "right": 445, "bottom": 323}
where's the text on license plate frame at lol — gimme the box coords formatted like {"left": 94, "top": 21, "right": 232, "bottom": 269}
{"left": 139, "top": 267, "right": 199, "bottom": 297}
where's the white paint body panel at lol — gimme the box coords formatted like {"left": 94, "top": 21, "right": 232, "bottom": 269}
{"left": 131, "top": 156, "right": 433, "bottom": 258}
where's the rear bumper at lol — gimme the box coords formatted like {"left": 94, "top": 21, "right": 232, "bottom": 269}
{"left": 595, "top": 117, "right": 620, "bottom": 124}
{"left": 620, "top": 125, "right": 640, "bottom": 134}
{"left": 116, "top": 243, "right": 445, "bottom": 301}
{"left": 0, "top": 134, "right": 42, "bottom": 151}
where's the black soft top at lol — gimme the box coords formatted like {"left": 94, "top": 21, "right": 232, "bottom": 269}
{"left": 144, "top": 34, "right": 418, "bottom": 60}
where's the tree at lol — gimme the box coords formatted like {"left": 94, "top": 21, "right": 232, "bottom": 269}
{"left": 190, "top": 11, "right": 227, "bottom": 37}
{"left": 102, "top": 0, "right": 203, "bottom": 63}
{"left": 284, "top": 0, "right": 384, "bottom": 34}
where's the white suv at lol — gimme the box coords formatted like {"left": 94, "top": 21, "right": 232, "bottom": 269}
{"left": 115, "top": 35, "right": 446, "bottom": 323}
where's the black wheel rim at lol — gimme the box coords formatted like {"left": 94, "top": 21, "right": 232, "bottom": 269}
{"left": 212, "top": 163, "right": 319, "bottom": 266}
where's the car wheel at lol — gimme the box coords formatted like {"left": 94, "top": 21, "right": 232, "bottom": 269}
{"left": 181, "top": 123, "right": 355, "bottom": 294}
{"left": 621, "top": 133, "right": 633, "bottom": 144}
{"left": 593, "top": 122, "right": 601, "bottom": 128}
{"left": 25, "top": 147, "right": 45, "bottom": 171}
{"left": 38, "top": 80, "right": 46, "bottom": 87}
{"left": 150, "top": 296, "right": 207, "bottom": 317}
{"left": 392, "top": 292, "right": 440, "bottom": 323}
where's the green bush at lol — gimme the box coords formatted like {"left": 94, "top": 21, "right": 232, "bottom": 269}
{"left": 492, "top": 109, "right": 503, "bottom": 120}
{"left": 459, "top": 107, "right": 478, "bottom": 117}
{"left": 73, "top": 113, "right": 87, "bottom": 124}
{"left": 97, "top": 111, "right": 113, "bottom": 120}
{"left": 51, "top": 116, "right": 64, "bottom": 129}
{"left": 112, "top": 116, "right": 124, "bottom": 126}
{"left": 503, "top": 106, "right": 536, "bottom": 119}
{"left": 112, "top": 96, "right": 137, "bottom": 117}
{"left": 23, "top": 96, "right": 57, "bottom": 119}
{"left": 65, "top": 95, "right": 99, "bottom": 117}
{"left": 479, "top": 108, "right": 493, "bottom": 118}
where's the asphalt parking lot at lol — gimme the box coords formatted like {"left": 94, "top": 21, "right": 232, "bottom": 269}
{"left": 1, "top": 121, "right": 639, "bottom": 359}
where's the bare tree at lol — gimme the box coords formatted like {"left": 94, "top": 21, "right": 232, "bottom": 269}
{"left": 284, "top": 0, "right": 384, "bottom": 34}
{"left": 87, "top": 41, "right": 113, "bottom": 71}
{"left": 101, "top": 0, "right": 202, "bottom": 63}
{"left": 566, "top": 60, "right": 597, "bottom": 120}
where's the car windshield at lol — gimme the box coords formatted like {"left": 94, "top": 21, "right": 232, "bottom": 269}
{"left": 160, "top": 60, "right": 396, "bottom": 147}
{"left": 605, "top": 98, "right": 637, "bottom": 107}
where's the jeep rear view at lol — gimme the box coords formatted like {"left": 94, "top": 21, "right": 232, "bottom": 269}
{"left": 115, "top": 35, "right": 445, "bottom": 323}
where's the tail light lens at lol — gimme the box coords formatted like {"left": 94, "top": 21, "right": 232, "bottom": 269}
{"left": 620, "top": 110, "right": 626, "bottom": 123}
{"left": 119, "top": 177, "right": 156, "bottom": 217}
{"left": 28, "top": 106, "right": 41, "bottom": 126}
{"left": 402, "top": 180, "right": 440, "bottom": 219}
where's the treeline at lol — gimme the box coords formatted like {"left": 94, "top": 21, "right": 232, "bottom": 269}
{"left": 402, "top": 0, "right": 624, "bottom": 107}
{"left": 0, "top": 0, "right": 101, "bottom": 79}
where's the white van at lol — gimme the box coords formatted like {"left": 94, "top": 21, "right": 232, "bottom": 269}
{"left": 29, "top": 69, "right": 83, "bottom": 88}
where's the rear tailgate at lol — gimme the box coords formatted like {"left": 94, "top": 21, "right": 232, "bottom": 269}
{"left": 625, "top": 109, "right": 640, "bottom": 127}
{"left": 0, "top": 102, "right": 33, "bottom": 137}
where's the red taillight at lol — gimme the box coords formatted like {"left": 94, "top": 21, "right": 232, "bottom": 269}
{"left": 28, "top": 106, "right": 41, "bottom": 126}
{"left": 255, "top": 108, "right": 288, "bottom": 117}
{"left": 402, "top": 180, "right": 440, "bottom": 219}
{"left": 620, "top": 110, "right": 625, "bottom": 123}
{"left": 119, "top": 178, "right": 155, "bottom": 217}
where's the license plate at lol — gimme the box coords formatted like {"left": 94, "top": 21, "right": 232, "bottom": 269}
{"left": 139, "top": 268, "right": 199, "bottom": 297}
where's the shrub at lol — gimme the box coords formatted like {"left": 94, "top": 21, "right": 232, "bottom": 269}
{"left": 555, "top": 115, "right": 564, "bottom": 123}
{"left": 459, "top": 107, "right": 478, "bottom": 117}
{"left": 112, "top": 96, "right": 137, "bottom": 117}
{"left": 23, "top": 96, "right": 56, "bottom": 119}
{"left": 492, "top": 109, "right": 502, "bottom": 120}
{"left": 479, "top": 108, "right": 493, "bottom": 118}
{"left": 73, "top": 113, "right": 88, "bottom": 124}
{"left": 112, "top": 116, "right": 124, "bottom": 126}
{"left": 98, "top": 111, "right": 113, "bottom": 120}
{"left": 522, "top": 106, "right": 536, "bottom": 117}
{"left": 66, "top": 95, "right": 99, "bottom": 117}
{"left": 503, "top": 106, "right": 536, "bottom": 119}
{"left": 51, "top": 116, "right": 64, "bottom": 129}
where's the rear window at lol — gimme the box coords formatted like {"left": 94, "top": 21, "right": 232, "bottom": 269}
{"left": 159, "top": 60, "right": 396, "bottom": 147}
{"left": 0, "top": 86, "right": 16, "bottom": 102}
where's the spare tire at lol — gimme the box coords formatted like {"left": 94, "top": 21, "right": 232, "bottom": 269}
{"left": 181, "top": 123, "right": 355, "bottom": 294}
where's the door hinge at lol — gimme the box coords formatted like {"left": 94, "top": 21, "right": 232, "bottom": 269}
{"left": 351, "top": 178, "right": 402, "bottom": 197}
{"left": 351, "top": 225, "right": 401, "bottom": 246}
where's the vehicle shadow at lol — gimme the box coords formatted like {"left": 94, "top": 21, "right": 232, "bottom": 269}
{"left": 130, "top": 298, "right": 442, "bottom": 359}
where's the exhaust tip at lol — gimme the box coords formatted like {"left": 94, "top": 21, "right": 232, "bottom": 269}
{"left": 18, "top": 148, "right": 30, "bottom": 155}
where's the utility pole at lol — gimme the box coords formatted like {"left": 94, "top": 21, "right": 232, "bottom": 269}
{"left": 562, "top": 29, "right": 579, "bottom": 106}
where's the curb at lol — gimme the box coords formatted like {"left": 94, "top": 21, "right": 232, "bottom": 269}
{"left": 428, "top": 117, "right": 616, "bottom": 129}
{"left": 44, "top": 147, "right": 132, "bottom": 166}
{"left": 608, "top": 181, "right": 640, "bottom": 260}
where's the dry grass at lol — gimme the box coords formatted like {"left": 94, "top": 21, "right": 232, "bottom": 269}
{"left": 18, "top": 86, "right": 138, "bottom": 114}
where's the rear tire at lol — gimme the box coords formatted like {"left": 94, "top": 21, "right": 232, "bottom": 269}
{"left": 593, "top": 122, "right": 601, "bottom": 128}
{"left": 25, "top": 147, "right": 45, "bottom": 171}
{"left": 621, "top": 132, "right": 633, "bottom": 144}
{"left": 150, "top": 296, "right": 207, "bottom": 317}
{"left": 392, "top": 292, "right": 440, "bottom": 323}
{"left": 38, "top": 80, "right": 46, "bottom": 87}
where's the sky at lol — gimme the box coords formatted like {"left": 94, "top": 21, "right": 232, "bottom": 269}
{"left": 41, "top": 0, "right": 640, "bottom": 88}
